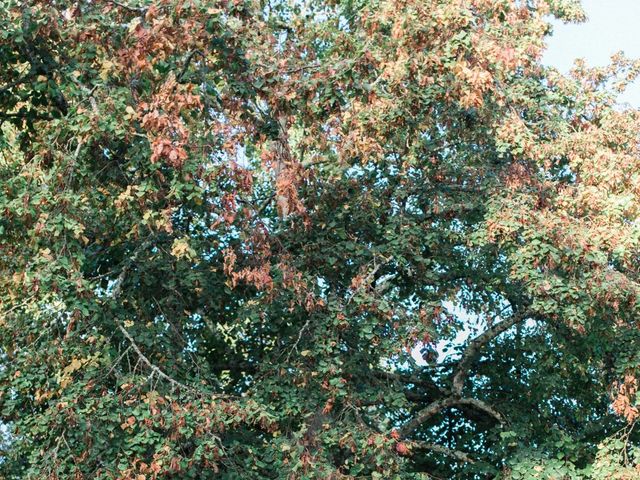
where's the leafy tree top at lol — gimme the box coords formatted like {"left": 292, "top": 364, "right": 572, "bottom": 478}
{"left": 1, "top": 0, "right": 640, "bottom": 479}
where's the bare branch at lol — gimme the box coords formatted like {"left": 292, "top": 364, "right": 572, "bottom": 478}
{"left": 451, "top": 309, "right": 531, "bottom": 395}
{"left": 115, "top": 320, "right": 194, "bottom": 392}
{"left": 286, "top": 317, "right": 312, "bottom": 362}
{"left": 399, "top": 396, "right": 504, "bottom": 437}
{"left": 1, "top": 294, "right": 36, "bottom": 317}
{"left": 399, "top": 397, "right": 460, "bottom": 436}
{"left": 411, "top": 442, "right": 476, "bottom": 464}
{"left": 454, "top": 398, "right": 505, "bottom": 424}
{"left": 108, "top": 238, "right": 231, "bottom": 398}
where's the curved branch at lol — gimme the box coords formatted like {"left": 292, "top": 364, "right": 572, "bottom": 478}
{"left": 115, "top": 321, "right": 194, "bottom": 392}
{"left": 455, "top": 398, "right": 505, "bottom": 424}
{"left": 399, "top": 396, "right": 504, "bottom": 437}
{"left": 399, "top": 397, "right": 460, "bottom": 437}
{"left": 451, "top": 309, "right": 531, "bottom": 395}
{"left": 106, "top": 0, "right": 148, "bottom": 13}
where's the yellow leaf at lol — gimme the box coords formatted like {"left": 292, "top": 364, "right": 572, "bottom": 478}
{"left": 64, "top": 357, "right": 83, "bottom": 374}
{"left": 99, "top": 60, "right": 114, "bottom": 81}
{"left": 128, "top": 17, "right": 142, "bottom": 33}
{"left": 125, "top": 105, "right": 137, "bottom": 118}
{"left": 171, "top": 238, "right": 195, "bottom": 260}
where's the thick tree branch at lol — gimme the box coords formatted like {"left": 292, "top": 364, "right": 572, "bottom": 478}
{"left": 455, "top": 398, "right": 505, "bottom": 424}
{"left": 398, "top": 311, "right": 533, "bottom": 437}
{"left": 411, "top": 442, "right": 476, "bottom": 464}
{"left": 399, "top": 396, "right": 504, "bottom": 437}
{"left": 399, "top": 397, "right": 459, "bottom": 436}
{"left": 451, "top": 309, "right": 531, "bottom": 395}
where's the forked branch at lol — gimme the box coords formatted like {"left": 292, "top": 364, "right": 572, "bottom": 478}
{"left": 399, "top": 309, "right": 531, "bottom": 437}
{"left": 399, "top": 396, "right": 504, "bottom": 437}
{"left": 451, "top": 309, "right": 531, "bottom": 395}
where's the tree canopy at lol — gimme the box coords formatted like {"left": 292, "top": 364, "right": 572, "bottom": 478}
{"left": 2, "top": 0, "right": 640, "bottom": 478}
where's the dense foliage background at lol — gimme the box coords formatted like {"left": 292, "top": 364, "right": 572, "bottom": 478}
{"left": 2, "top": 0, "right": 640, "bottom": 478}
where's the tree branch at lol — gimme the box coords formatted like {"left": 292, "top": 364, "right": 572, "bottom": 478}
{"left": 399, "top": 397, "right": 460, "bottom": 436}
{"left": 0, "top": 73, "right": 34, "bottom": 96}
{"left": 106, "top": 0, "right": 148, "bottom": 13}
{"left": 286, "top": 317, "right": 312, "bottom": 362}
{"left": 109, "top": 238, "right": 231, "bottom": 398}
{"left": 398, "top": 311, "right": 533, "bottom": 437}
{"left": 455, "top": 397, "right": 505, "bottom": 424}
{"left": 451, "top": 309, "right": 531, "bottom": 395}
{"left": 399, "top": 396, "right": 505, "bottom": 437}
{"left": 0, "top": 111, "right": 54, "bottom": 121}
{"left": 411, "top": 441, "right": 476, "bottom": 464}
{"left": 115, "top": 321, "right": 194, "bottom": 392}
{"left": 177, "top": 50, "right": 205, "bottom": 82}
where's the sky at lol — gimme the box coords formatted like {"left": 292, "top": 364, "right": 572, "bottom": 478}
{"left": 543, "top": 0, "right": 640, "bottom": 106}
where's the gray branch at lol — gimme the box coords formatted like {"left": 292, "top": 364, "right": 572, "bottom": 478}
{"left": 451, "top": 309, "right": 531, "bottom": 395}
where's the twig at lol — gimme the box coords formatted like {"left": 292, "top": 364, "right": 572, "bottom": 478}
{"left": 105, "top": 345, "right": 132, "bottom": 379}
{"left": 286, "top": 317, "right": 311, "bottom": 362}
{"left": 69, "top": 77, "right": 99, "bottom": 114}
{"left": 1, "top": 294, "right": 36, "bottom": 317}
{"left": 256, "top": 193, "right": 276, "bottom": 215}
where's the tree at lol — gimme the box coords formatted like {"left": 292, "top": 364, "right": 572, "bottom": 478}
{"left": 1, "top": 0, "right": 640, "bottom": 478}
